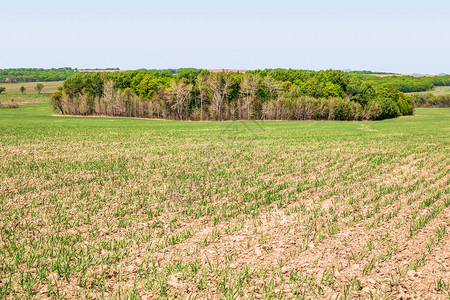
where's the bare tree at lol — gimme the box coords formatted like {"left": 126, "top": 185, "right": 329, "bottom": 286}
{"left": 157, "top": 86, "right": 172, "bottom": 119}
{"left": 262, "top": 100, "right": 277, "bottom": 120}
{"left": 195, "top": 74, "right": 208, "bottom": 120}
{"left": 208, "top": 73, "right": 233, "bottom": 120}
{"left": 263, "top": 76, "right": 282, "bottom": 119}
{"left": 171, "top": 79, "right": 193, "bottom": 120}
{"left": 240, "top": 74, "right": 259, "bottom": 119}
{"left": 263, "top": 76, "right": 281, "bottom": 102}
{"left": 103, "top": 81, "right": 115, "bottom": 116}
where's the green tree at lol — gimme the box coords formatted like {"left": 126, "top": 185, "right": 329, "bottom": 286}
{"left": 35, "top": 83, "right": 44, "bottom": 94}
{"left": 322, "top": 82, "right": 343, "bottom": 98}
{"left": 170, "top": 78, "right": 193, "bottom": 120}
{"left": 0, "top": 87, "right": 5, "bottom": 94}
{"left": 50, "top": 91, "right": 64, "bottom": 114}
{"left": 20, "top": 86, "right": 26, "bottom": 94}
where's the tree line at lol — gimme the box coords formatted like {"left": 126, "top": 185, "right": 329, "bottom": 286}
{"left": 0, "top": 68, "right": 204, "bottom": 83}
{"left": 0, "top": 68, "right": 76, "bottom": 83}
{"left": 51, "top": 69, "right": 414, "bottom": 121}
{"left": 410, "top": 93, "right": 450, "bottom": 108}
{"left": 360, "top": 74, "right": 450, "bottom": 93}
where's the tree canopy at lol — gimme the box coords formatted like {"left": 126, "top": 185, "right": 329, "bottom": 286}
{"left": 0, "top": 68, "right": 76, "bottom": 83}
{"left": 359, "top": 74, "right": 450, "bottom": 93}
{"left": 35, "top": 83, "right": 44, "bottom": 94}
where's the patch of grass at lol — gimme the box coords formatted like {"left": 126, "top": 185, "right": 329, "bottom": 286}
{"left": 407, "top": 85, "right": 450, "bottom": 96}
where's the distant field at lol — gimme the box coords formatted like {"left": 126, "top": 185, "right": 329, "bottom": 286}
{"left": 0, "top": 103, "right": 448, "bottom": 299}
{"left": 1, "top": 81, "right": 62, "bottom": 93}
{"left": 0, "top": 81, "right": 62, "bottom": 104}
{"left": 407, "top": 85, "right": 450, "bottom": 96}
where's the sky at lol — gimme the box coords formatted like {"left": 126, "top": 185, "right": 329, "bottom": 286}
{"left": 1, "top": 0, "right": 449, "bottom": 74}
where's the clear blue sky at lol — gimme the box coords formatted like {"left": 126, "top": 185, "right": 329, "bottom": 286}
{"left": 1, "top": 0, "right": 449, "bottom": 74}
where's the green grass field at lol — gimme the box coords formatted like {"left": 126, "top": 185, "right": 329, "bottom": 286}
{"left": 407, "top": 85, "right": 450, "bottom": 96}
{"left": 0, "top": 103, "right": 449, "bottom": 298}
{"left": 0, "top": 81, "right": 62, "bottom": 104}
